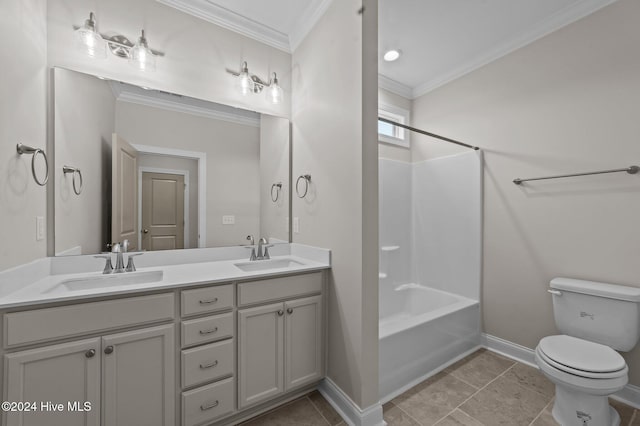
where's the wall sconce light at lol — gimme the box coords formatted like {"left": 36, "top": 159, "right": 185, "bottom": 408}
{"left": 74, "top": 12, "right": 164, "bottom": 71}
{"left": 227, "top": 62, "right": 284, "bottom": 104}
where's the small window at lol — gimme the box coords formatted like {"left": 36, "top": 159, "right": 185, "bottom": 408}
{"left": 378, "top": 103, "right": 410, "bottom": 148}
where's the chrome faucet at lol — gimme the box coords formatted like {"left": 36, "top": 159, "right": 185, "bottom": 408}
{"left": 112, "top": 242, "right": 125, "bottom": 273}
{"left": 256, "top": 238, "right": 273, "bottom": 260}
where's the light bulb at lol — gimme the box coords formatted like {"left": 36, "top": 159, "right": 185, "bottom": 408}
{"left": 74, "top": 12, "right": 106, "bottom": 58}
{"left": 267, "top": 73, "right": 283, "bottom": 104}
{"left": 129, "top": 29, "right": 156, "bottom": 71}
{"left": 383, "top": 49, "right": 401, "bottom": 62}
{"left": 238, "top": 62, "right": 252, "bottom": 95}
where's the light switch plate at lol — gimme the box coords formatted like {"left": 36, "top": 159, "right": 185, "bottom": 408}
{"left": 222, "top": 215, "right": 235, "bottom": 225}
{"left": 36, "top": 216, "right": 45, "bottom": 241}
{"left": 293, "top": 217, "right": 300, "bottom": 234}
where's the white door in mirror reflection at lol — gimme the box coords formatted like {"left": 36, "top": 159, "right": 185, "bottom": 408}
{"left": 112, "top": 134, "right": 138, "bottom": 251}
{"left": 141, "top": 172, "right": 185, "bottom": 251}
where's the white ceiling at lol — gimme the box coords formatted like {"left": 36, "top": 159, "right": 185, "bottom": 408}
{"left": 158, "top": 0, "right": 617, "bottom": 98}
{"left": 379, "top": 0, "right": 617, "bottom": 98}
{"left": 156, "top": 0, "right": 332, "bottom": 52}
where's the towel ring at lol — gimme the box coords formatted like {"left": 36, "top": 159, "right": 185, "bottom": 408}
{"left": 271, "top": 182, "right": 282, "bottom": 202}
{"left": 296, "top": 174, "right": 311, "bottom": 198}
{"left": 63, "top": 166, "right": 83, "bottom": 195}
{"left": 17, "top": 143, "right": 49, "bottom": 186}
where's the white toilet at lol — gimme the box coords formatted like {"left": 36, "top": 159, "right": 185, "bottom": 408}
{"left": 535, "top": 278, "right": 640, "bottom": 426}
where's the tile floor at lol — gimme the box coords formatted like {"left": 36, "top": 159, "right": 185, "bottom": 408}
{"left": 240, "top": 349, "right": 640, "bottom": 426}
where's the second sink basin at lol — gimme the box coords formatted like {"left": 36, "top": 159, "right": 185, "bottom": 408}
{"left": 234, "top": 258, "right": 304, "bottom": 272}
{"left": 46, "top": 270, "right": 164, "bottom": 294}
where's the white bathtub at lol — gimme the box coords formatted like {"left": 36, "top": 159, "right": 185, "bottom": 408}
{"left": 379, "top": 284, "right": 480, "bottom": 402}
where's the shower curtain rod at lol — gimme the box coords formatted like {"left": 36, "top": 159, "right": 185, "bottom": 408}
{"left": 378, "top": 117, "right": 480, "bottom": 151}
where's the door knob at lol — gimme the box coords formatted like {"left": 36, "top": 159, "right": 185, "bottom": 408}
{"left": 142, "top": 229, "right": 149, "bottom": 234}
{"left": 104, "top": 345, "right": 114, "bottom": 354}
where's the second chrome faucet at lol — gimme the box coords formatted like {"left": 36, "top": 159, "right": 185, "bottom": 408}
{"left": 245, "top": 235, "right": 273, "bottom": 261}
{"left": 96, "top": 240, "right": 143, "bottom": 274}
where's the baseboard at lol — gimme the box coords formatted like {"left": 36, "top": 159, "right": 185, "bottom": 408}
{"left": 482, "top": 333, "right": 640, "bottom": 409}
{"left": 318, "top": 378, "right": 386, "bottom": 426}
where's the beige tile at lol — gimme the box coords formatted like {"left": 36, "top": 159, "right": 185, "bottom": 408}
{"left": 460, "top": 375, "right": 551, "bottom": 426}
{"left": 384, "top": 404, "right": 421, "bottom": 426}
{"left": 446, "top": 349, "right": 515, "bottom": 388}
{"left": 503, "top": 363, "right": 555, "bottom": 398}
{"left": 610, "top": 398, "right": 636, "bottom": 426}
{"left": 435, "top": 409, "right": 484, "bottom": 426}
{"left": 241, "top": 397, "right": 329, "bottom": 426}
{"left": 393, "top": 372, "right": 477, "bottom": 426}
{"left": 308, "top": 391, "right": 344, "bottom": 425}
{"left": 531, "top": 401, "right": 559, "bottom": 426}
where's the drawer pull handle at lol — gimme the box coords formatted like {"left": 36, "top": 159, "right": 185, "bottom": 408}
{"left": 201, "top": 400, "right": 219, "bottom": 411}
{"left": 199, "top": 298, "right": 219, "bottom": 305}
{"left": 200, "top": 360, "right": 218, "bottom": 369}
{"left": 199, "top": 327, "right": 219, "bottom": 335}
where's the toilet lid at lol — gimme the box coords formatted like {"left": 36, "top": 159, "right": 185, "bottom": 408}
{"left": 538, "top": 335, "right": 626, "bottom": 374}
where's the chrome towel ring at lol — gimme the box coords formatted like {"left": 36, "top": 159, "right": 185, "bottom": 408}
{"left": 63, "top": 165, "right": 84, "bottom": 195}
{"left": 296, "top": 174, "right": 311, "bottom": 198}
{"left": 17, "top": 143, "right": 49, "bottom": 186}
{"left": 271, "top": 182, "right": 282, "bottom": 202}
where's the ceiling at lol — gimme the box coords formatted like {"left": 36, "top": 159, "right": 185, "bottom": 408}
{"left": 158, "top": 0, "right": 617, "bottom": 98}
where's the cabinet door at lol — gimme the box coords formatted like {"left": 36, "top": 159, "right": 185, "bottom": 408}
{"left": 285, "top": 295, "right": 323, "bottom": 390}
{"left": 102, "top": 324, "right": 175, "bottom": 426}
{"left": 4, "top": 338, "right": 101, "bottom": 426}
{"left": 238, "top": 302, "right": 284, "bottom": 409}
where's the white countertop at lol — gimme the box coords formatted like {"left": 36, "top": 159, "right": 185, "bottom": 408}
{"left": 0, "top": 244, "right": 331, "bottom": 310}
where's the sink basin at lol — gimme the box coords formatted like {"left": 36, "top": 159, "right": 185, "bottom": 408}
{"left": 45, "top": 270, "right": 164, "bottom": 294}
{"left": 234, "top": 258, "right": 304, "bottom": 272}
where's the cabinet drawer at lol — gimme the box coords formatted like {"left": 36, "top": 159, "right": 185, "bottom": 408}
{"left": 238, "top": 273, "right": 322, "bottom": 306}
{"left": 182, "top": 339, "right": 234, "bottom": 388}
{"left": 181, "top": 284, "right": 234, "bottom": 317}
{"left": 182, "top": 377, "right": 235, "bottom": 426}
{"left": 4, "top": 293, "right": 175, "bottom": 348}
{"left": 182, "top": 313, "right": 233, "bottom": 347}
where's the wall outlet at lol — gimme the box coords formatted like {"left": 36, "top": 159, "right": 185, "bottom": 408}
{"left": 36, "top": 216, "right": 45, "bottom": 241}
{"left": 293, "top": 217, "right": 300, "bottom": 234}
{"left": 222, "top": 215, "right": 235, "bottom": 225}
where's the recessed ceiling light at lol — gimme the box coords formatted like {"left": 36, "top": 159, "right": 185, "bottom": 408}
{"left": 383, "top": 49, "right": 401, "bottom": 62}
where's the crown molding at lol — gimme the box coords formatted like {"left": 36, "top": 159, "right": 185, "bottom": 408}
{"left": 115, "top": 90, "right": 260, "bottom": 127}
{"left": 156, "top": 0, "right": 290, "bottom": 53}
{"left": 378, "top": 74, "right": 413, "bottom": 100}
{"left": 289, "top": 0, "right": 334, "bottom": 52}
{"left": 411, "top": 0, "right": 618, "bottom": 99}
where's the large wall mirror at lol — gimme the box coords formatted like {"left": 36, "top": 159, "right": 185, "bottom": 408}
{"left": 53, "top": 67, "right": 290, "bottom": 256}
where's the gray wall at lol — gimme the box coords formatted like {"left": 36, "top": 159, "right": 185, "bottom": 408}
{"left": 0, "top": 0, "right": 47, "bottom": 271}
{"left": 411, "top": 0, "right": 640, "bottom": 385}
{"left": 292, "top": 0, "right": 380, "bottom": 409}
{"left": 54, "top": 69, "right": 115, "bottom": 255}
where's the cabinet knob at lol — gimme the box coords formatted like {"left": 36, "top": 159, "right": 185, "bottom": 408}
{"left": 85, "top": 349, "right": 96, "bottom": 358}
{"left": 104, "top": 345, "right": 114, "bottom": 355}
{"left": 287, "top": 308, "right": 293, "bottom": 314}
{"left": 277, "top": 310, "right": 284, "bottom": 316}
{"left": 142, "top": 229, "right": 149, "bottom": 234}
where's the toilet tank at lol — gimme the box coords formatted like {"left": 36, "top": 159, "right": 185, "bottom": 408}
{"left": 550, "top": 278, "right": 640, "bottom": 352}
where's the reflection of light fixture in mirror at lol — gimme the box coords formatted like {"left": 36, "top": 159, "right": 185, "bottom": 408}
{"left": 129, "top": 30, "right": 156, "bottom": 71}
{"left": 383, "top": 49, "right": 401, "bottom": 62}
{"left": 74, "top": 12, "right": 106, "bottom": 58}
{"left": 227, "top": 62, "right": 283, "bottom": 104}
{"left": 267, "top": 73, "right": 283, "bottom": 104}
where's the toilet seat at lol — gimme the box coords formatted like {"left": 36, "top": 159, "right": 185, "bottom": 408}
{"left": 537, "top": 335, "right": 627, "bottom": 379}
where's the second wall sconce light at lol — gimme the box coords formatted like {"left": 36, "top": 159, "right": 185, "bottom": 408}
{"left": 74, "top": 12, "right": 164, "bottom": 71}
{"left": 227, "top": 62, "right": 284, "bottom": 105}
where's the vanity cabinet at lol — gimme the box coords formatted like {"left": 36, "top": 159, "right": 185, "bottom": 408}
{"left": 237, "top": 273, "right": 323, "bottom": 410}
{"left": 4, "top": 324, "right": 175, "bottom": 426}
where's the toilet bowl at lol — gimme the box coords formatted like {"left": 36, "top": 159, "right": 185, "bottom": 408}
{"left": 535, "top": 278, "right": 640, "bottom": 426}
{"left": 535, "top": 335, "right": 627, "bottom": 426}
